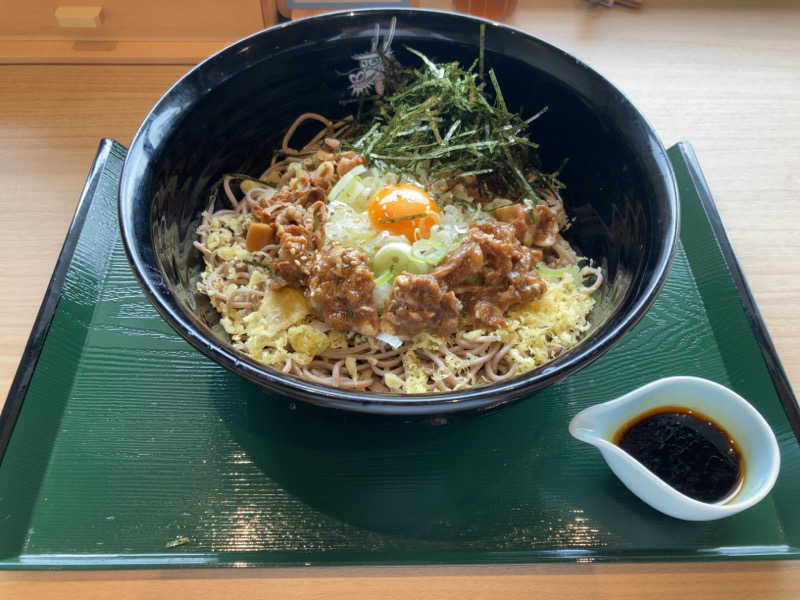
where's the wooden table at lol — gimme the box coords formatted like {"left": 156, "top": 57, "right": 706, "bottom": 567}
{"left": 2, "top": 1, "right": 799, "bottom": 597}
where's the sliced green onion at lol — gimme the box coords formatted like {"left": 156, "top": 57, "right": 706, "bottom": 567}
{"left": 372, "top": 241, "right": 412, "bottom": 273}
{"left": 411, "top": 239, "right": 449, "bottom": 265}
{"left": 483, "top": 198, "right": 514, "bottom": 211}
{"left": 537, "top": 264, "right": 577, "bottom": 277}
{"left": 342, "top": 179, "right": 369, "bottom": 208}
{"left": 343, "top": 225, "right": 378, "bottom": 243}
{"left": 374, "top": 270, "right": 393, "bottom": 286}
{"left": 373, "top": 241, "right": 431, "bottom": 274}
{"left": 405, "top": 257, "right": 430, "bottom": 274}
{"left": 328, "top": 164, "right": 367, "bottom": 202}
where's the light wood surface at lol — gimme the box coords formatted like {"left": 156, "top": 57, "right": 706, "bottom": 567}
{"left": 0, "top": 0, "right": 266, "bottom": 41}
{"left": 0, "top": 1, "right": 276, "bottom": 63}
{"left": 0, "top": 40, "right": 251, "bottom": 64}
{"left": 1, "top": 0, "right": 799, "bottom": 597}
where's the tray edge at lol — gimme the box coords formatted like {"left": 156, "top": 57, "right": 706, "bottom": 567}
{"left": 0, "top": 138, "right": 120, "bottom": 467}
{"left": 671, "top": 141, "right": 800, "bottom": 443}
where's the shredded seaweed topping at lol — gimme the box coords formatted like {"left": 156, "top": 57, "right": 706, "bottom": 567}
{"left": 350, "top": 44, "right": 558, "bottom": 215}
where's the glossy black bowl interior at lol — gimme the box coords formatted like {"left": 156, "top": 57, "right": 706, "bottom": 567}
{"left": 119, "top": 9, "right": 678, "bottom": 415}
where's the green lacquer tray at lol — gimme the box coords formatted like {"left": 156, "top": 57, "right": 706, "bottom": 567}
{"left": 1, "top": 140, "right": 798, "bottom": 569}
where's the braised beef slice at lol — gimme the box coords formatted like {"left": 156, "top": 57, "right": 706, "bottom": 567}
{"left": 432, "top": 220, "right": 546, "bottom": 328}
{"left": 307, "top": 244, "right": 379, "bottom": 336}
{"left": 380, "top": 274, "right": 462, "bottom": 338}
{"left": 254, "top": 151, "right": 360, "bottom": 224}
{"left": 492, "top": 203, "right": 559, "bottom": 247}
{"left": 273, "top": 224, "right": 313, "bottom": 288}
{"left": 531, "top": 204, "right": 559, "bottom": 247}
{"left": 263, "top": 200, "right": 326, "bottom": 288}
{"left": 336, "top": 151, "right": 366, "bottom": 177}
{"left": 380, "top": 220, "right": 546, "bottom": 334}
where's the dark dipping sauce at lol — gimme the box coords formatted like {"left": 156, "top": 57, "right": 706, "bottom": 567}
{"left": 613, "top": 406, "right": 743, "bottom": 503}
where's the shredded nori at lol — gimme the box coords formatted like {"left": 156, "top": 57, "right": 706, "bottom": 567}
{"left": 348, "top": 42, "right": 562, "bottom": 217}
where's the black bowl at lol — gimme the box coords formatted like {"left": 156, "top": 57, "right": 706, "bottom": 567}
{"left": 118, "top": 9, "right": 678, "bottom": 415}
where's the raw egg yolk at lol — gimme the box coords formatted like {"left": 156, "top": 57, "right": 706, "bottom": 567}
{"left": 367, "top": 184, "right": 441, "bottom": 242}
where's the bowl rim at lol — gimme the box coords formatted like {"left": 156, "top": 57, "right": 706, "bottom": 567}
{"left": 118, "top": 7, "right": 680, "bottom": 414}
